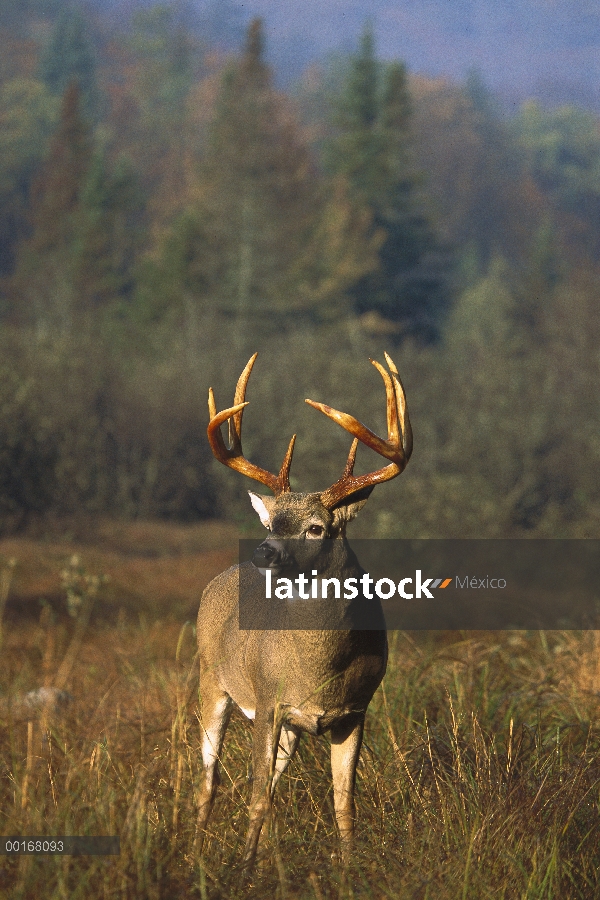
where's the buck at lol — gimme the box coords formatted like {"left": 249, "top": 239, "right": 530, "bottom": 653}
{"left": 196, "top": 352, "right": 412, "bottom": 871}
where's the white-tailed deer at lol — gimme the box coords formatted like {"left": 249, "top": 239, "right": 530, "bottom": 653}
{"left": 196, "top": 352, "right": 412, "bottom": 871}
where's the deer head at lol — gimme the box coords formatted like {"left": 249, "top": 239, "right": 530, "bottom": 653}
{"left": 207, "top": 351, "right": 413, "bottom": 555}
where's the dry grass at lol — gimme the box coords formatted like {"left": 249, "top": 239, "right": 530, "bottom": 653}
{"left": 0, "top": 523, "right": 600, "bottom": 898}
{"left": 0, "top": 518, "right": 239, "bottom": 621}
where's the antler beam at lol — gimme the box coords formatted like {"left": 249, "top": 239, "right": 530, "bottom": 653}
{"left": 305, "top": 352, "right": 412, "bottom": 509}
{"left": 207, "top": 353, "right": 295, "bottom": 496}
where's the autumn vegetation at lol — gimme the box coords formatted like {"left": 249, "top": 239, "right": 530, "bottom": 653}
{"left": 0, "top": 4, "right": 597, "bottom": 535}
{"left": 1, "top": 1, "right": 600, "bottom": 897}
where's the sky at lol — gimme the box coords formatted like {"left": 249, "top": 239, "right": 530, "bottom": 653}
{"left": 208, "top": 0, "right": 600, "bottom": 110}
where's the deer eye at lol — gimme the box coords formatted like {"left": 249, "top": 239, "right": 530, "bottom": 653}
{"left": 307, "top": 524, "right": 324, "bottom": 537}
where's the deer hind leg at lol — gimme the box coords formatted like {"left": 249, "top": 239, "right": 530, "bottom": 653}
{"left": 271, "top": 722, "right": 301, "bottom": 794}
{"left": 195, "top": 672, "right": 232, "bottom": 853}
{"left": 241, "top": 708, "right": 285, "bottom": 873}
{"left": 330, "top": 714, "right": 364, "bottom": 860}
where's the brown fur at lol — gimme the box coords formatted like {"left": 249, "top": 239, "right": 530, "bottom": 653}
{"left": 196, "top": 491, "right": 386, "bottom": 871}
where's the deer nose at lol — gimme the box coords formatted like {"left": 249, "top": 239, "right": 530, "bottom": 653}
{"left": 252, "top": 540, "right": 280, "bottom": 568}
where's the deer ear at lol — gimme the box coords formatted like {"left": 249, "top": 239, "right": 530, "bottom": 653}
{"left": 330, "top": 487, "right": 373, "bottom": 529}
{"left": 248, "top": 492, "right": 275, "bottom": 528}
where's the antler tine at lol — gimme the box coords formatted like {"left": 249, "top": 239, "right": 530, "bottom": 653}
{"left": 384, "top": 351, "right": 413, "bottom": 460}
{"left": 305, "top": 354, "right": 412, "bottom": 509}
{"left": 370, "top": 358, "right": 400, "bottom": 446}
{"left": 227, "top": 352, "right": 256, "bottom": 453}
{"left": 207, "top": 354, "right": 295, "bottom": 495}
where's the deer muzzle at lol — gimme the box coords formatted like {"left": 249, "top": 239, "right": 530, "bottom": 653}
{"left": 252, "top": 539, "right": 292, "bottom": 570}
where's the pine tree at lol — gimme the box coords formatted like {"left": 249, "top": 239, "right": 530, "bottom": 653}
{"left": 139, "top": 18, "right": 379, "bottom": 357}
{"left": 10, "top": 81, "right": 92, "bottom": 336}
{"left": 11, "top": 79, "right": 144, "bottom": 338}
{"left": 199, "top": 19, "right": 320, "bottom": 326}
{"left": 327, "top": 26, "right": 453, "bottom": 341}
{"left": 39, "top": 5, "right": 99, "bottom": 122}
{"left": 462, "top": 69, "right": 524, "bottom": 266}
{"left": 76, "top": 148, "right": 143, "bottom": 321}
{"left": 130, "top": 5, "right": 194, "bottom": 117}
{"left": 0, "top": 77, "right": 59, "bottom": 279}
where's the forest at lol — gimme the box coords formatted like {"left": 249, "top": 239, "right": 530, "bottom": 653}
{"left": 1, "top": 0, "right": 600, "bottom": 538}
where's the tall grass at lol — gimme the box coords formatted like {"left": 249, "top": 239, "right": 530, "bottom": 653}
{"left": 1, "top": 565, "right": 599, "bottom": 899}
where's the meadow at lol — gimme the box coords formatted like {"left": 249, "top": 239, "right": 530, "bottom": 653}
{"left": 1, "top": 520, "right": 599, "bottom": 899}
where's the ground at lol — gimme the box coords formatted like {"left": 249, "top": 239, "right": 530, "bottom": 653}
{"left": 0, "top": 519, "right": 599, "bottom": 898}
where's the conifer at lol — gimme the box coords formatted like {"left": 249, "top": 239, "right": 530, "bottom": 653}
{"left": 327, "top": 26, "right": 453, "bottom": 340}
{"left": 39, "top": 5, "right": 99, "bottom": 121}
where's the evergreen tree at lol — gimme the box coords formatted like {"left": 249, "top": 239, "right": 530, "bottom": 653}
{"left": 206, "top": 20, "right": 380, "bottom": 323}
{"left": 139, "top": 17, "right": 379, "bottom": 357}
{"left": 10, "top": 81, "right": 91, "bottom": 336}
{"left": 11, "top": 79, "right": 144, "bottom": 337}
{"left": 127, "top": 4, "right": 196, "bottom": 226}
{"left": 327, "top": 26, "right": 453, "bottom": 341}
{"left": 0, "top": 77, "right": 59, "bottom": 279}
{"left": 409, "top": 75, "right": 542, "bottom": 274}
{"left": 198, "top": 19, "right": 321, "bottom": 327}
{"left": 29, "top": 81, "right": 91, "bottom": 254}
{"left": 76, "top": 148, "right": 144, "bottom": 320}
{"left": 461, "top": 69, "right": 524, "bottom": 265}
{"left": 512, "top": 216, "right": 564, "bottom": 342}
{"left": 39, "top": 5, "right": 99, "bottom": 122}
{"left": 130, "top": 4, "right": 194, "bottom": 116}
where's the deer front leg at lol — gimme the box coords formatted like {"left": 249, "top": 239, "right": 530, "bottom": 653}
{"left": 241, "top": 708, "right": 283, "bottom": 873}
{"left": 330, "top": 714, "right": 364, "bottom": 860}
{"left": 195, "top": 671, "right": 232, "bottom": 854}
{"left": 253, "top": 722, "right": 301, "bottom": 862}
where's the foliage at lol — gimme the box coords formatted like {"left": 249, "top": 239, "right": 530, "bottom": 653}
{"left": 0, "top": 327, "right": 218, "bottom": 524}
{"left": 39, "top": 3, "right": 100, "bottom": 122}
{"left": 0, "top": 4, "right": 597, "bottom": 539}
{"left": 198, "top": 19, "right": 321, "bottom": 319}
{"left": 0, "top": 77, "right": 59, "bottom": 279}
{"left": 512, "top": 100, "right": 600, "bottom": 255}
{"left": 326, "top": 26, "right": 454, "bottom": 340}
{"left": 0, "top": 9, "right": 599, "bottom": 888}
{"left": 514, "top": 101, "right": 600, "bottom": 209}
{"left": 138, "top": 18, "right": 379, "bottom": 347}
{"left": 76, "top": 146, "right": 144, "bottom": 319}
{"left": 411, "top": 75, "right": 544, "bottom": 274}
{"left": 0, "top": 78, "right": 59, "bottom": 199}
{"left": 9, "top": 82, "right": 144, "bottom": 339}
{"left": 0, "top": 357, "right": 57, "bottom": 529}
{"left": 9, "top": 81, "right": 92, "bottom": 338}
{"left": 129, "top": 3, "right": 196, "bottom": 119}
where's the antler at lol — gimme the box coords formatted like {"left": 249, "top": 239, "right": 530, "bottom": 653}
{"left": 305, "top": 352, "right": 412, "bottom": 509}
{"left": 207, "top": 353, "right": 296, "bottom": 496}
